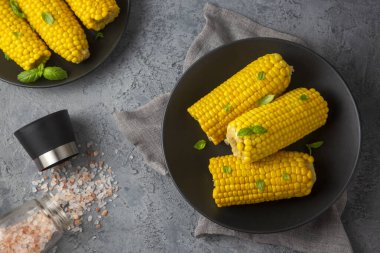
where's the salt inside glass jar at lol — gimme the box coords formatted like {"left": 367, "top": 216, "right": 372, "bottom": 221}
{"left": 0, "top": 194, "right": 69, "bottom": 253}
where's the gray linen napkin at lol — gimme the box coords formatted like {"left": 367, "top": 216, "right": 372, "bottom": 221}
{"left": 115, "top": 3, "right": 352, "bottom": 253}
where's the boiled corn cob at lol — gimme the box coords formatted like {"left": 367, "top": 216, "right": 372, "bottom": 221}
{"left": 17, "top": 0, "right": 89, "bottom": 63}
{"left": 0, "top": 0, "right": 51, "bottom": 70}
{"left": 209, "top": 151, "right": 316, "bottom": 207}
{"left": 64, "top": 0, "right": 120, "bottom": 31}
{"left": 226, "top": 88, "right": 328, "bottom": 163}
{"left": 187, "top": 53, "right": 293, "bottom": 145}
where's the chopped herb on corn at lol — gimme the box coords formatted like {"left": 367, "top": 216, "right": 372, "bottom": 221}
{"left": 0, "top": 0, "right": 51, "bottom": 70}
{"left": 17, "top": 0, "right": 90, "bottom": 64}
{"left": 257, "top": 94, "right": 275, "bottom": 106}
{"left": 64, "top": 0, "right": 120, "bottom": 31}
{"left": 226, "top": 88, "right": 329, "bottom": 163}
{"left": 187, "top": 53, "right": 293, "bottom": 145}
{"left": 209, "top": 151, "right": 316, "bottom": 207}
{"left": 9, "top": 0, "right": 25, "bottom": 18}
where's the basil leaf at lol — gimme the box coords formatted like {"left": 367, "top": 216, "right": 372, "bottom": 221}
{"left": 43, "top": 67, "right": 68, "bottom": 81}
{"left": 17, "top": 68, "right": 41, "bottom": 83}
{"left": 256, "top": 179, "right": 265, "bottom": 192}
{"left": 237, "top": 127, "right": 254, "bottom": 136}
{"left": 4, "top": 54, "right": 11, "bottom": 61}
{"left": 251, "top": 125, "right": 267, "bottom": 134}
{"left": 36, "top": 63, "right": 44, "bottom": 76}
{"left": 95, "top": 31, "right": 104, "bottom": 40}
{"left": 257, "top": 71, "right": 266, "bottom": 80}
{"left": 193, "top": 139, "right": 206, "bottom": 150}
{"left": 223, "top": 166, "right": 232, "bottom": 174}
{"left": 13, "top": 31, "right": 23, "bottom": 38}
{"left": 306, "top": 141, "right": 324, "bottom": 155}
{"left": 9, "top": 0, "right": 25, "bottom": 18}
{"left": 237, "top": 125, "right": 267, "bottom": 136}
{"left": 224, "top": 103, "right": 231, "bottom": 113}
{"left": 42, "top": 12, "right": 54, "bottom": 25}
{"left": 257, "top": 94, "right": 275, "bottom": 106}
{"left": 300, "top": 94, "right": 308, "bottom": 101}
{"left": 282, "top": 172, "right": 291, "bottom": 181}
{"left": 308, "top": 141, "right": 324, "bottom": 148}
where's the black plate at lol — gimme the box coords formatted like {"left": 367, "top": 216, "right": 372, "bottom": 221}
{"left": 0, "top": 0, "right": 130, "bottom": 88}
{"left": 163, "top": 38, "right": 361, "bottom": 233}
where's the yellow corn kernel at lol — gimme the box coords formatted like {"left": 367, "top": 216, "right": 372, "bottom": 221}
{"left": 187, "top": 53, "right": 292, "bottom": 145}
{"left": 17, "top": 0, "right": 89, "bottom": 63}
{"left": 64, "top": 0, "right": 120, "bottom": 31}
{"left": 209, "top": 151, "right": 316, "bottom": 207}
{"left": 227, "top": 88, "right": 328, "bottom": 162}
{"left": 0, "top": 0, "right": 51, "bottom": 70}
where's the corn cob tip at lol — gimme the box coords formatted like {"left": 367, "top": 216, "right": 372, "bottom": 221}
{"left": 78, "top": 49, "right": 90, "bottom": 63}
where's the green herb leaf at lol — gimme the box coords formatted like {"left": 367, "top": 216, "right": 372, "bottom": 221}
{"left": 306, "top": 141, "right": 324, "bottom": 155}
{"left": 37, "top": 63, "right": 45, "bottom": 77}
{"left": 251, "top": 125, "right": 267, "bottom": 134}
{"left": 13, "top": 31, "right": 23, "bottom": 38}
{"left": 4, "top": 53, "right": 11, "bottom": 61}
{"left": 282, "top": 172, "right": 291, "bottom": 181}
{"left": 9, "top": 0, "right": 25, "bottom": 18}
{"left": 224, "top": 103, "right": 231, "bottom": 113}
{"left": 17, "top": 68, "right": 41, "bottom": 83}
{"left": 257, "top": 71, "right": 266, "bottom": 80}
{"left": 193, "top": 139, "right": 206, "bottom": 150}
{"left": 300, "top": 94, "right": 308, "bottom": 101}
{"left": 237, "top": 127, "right": 254, "bottom": 136}
{"left": 308, "top": 141, "right": 324, "bottom": 148}
{"left": 257, "top": 94, "right": 275, "bottom": 106}
{"left": 41, "top": 12, "right": 54, "bottom": 25}
{"left": 223, "top": 166, "right": 232, "bottom": 174}
{"left": 95, "top": 31, "right": 104, "bottom": 40}
{"left": 237, "top": 125, "right": 267, "bottom": 136}
{"left": 256, "top": 179, "right": 265, "bottom": 192}
{"left": 43, "top": 66, "right": 68, "bottom": 81}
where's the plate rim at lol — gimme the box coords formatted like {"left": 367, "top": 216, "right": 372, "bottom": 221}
{"left": 0, "top": 0, "right": 131, "bottom": 89}
{"left": 162, "top": 37, "right": 362, "bottom": 233}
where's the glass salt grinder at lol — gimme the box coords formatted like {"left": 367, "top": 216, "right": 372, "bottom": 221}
{"left": 0, "top": 194, "right": 70, "bottom": 253}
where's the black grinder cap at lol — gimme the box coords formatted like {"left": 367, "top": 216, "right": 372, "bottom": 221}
{"left": 14, "top": 110, "right": 79, "bottom": 171}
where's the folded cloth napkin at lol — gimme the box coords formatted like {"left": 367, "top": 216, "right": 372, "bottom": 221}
{"left": 115, "top": 3, "right": 352, "bottom": 253}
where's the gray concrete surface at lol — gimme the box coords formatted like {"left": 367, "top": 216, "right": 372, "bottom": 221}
{"left": 0, "top": 0, "right": 379, "bottom": 252}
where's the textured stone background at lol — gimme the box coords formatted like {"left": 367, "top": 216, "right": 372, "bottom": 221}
{"left": 0, "top": 0, "right": 379, "bottom": 252}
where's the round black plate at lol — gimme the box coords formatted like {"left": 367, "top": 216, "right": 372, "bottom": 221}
{"left": 0, "top": 0, "right": 130, "bottom": 88}
{"left": 163, "top": 38, "right": 361, "bottom": 233}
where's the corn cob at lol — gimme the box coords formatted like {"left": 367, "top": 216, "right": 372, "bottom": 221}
{"left": 209, "top": 151, "right": 316, "bottom": 207}
{"left": 0, "top": 0, "right": 51, "bottom": 70}
{"left": 17, "top": 0, "right": 89, "bottom": 63}
{"left": 64, "top": 0, "right": 120, "bottom": 31}
{"left": 187, "top": 53, "right": 292, "bottom": 145}
{"left": 226, "top": 88, "right": 328, "bottom": 163}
